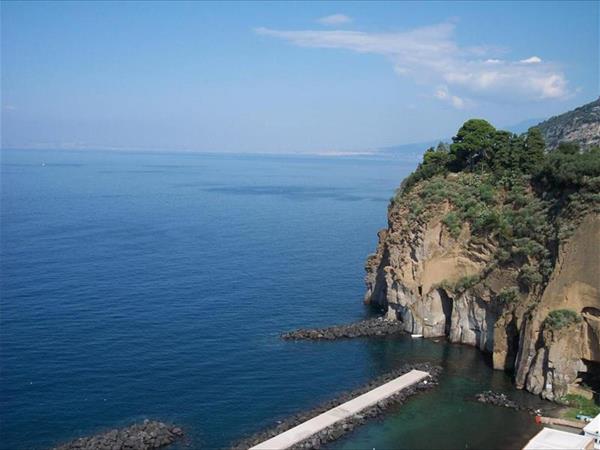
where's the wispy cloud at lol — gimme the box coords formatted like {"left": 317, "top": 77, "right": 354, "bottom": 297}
{"left": 316, "top": 14, "right": 352, "bottom": 26}
{"left": 519, "top": 56, "right": 542, "bottom": 64}
{"left": 435, "top": 86, "right": 466, "bottom": 109}
{"left": 255, "top": 23, "right": 570, "bottom": 108}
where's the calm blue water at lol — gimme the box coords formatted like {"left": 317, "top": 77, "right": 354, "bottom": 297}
{"left": 1, "top": 149, "right": 543, "bottom": 450}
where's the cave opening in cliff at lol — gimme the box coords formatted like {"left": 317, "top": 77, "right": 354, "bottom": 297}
{"left": 582, "top": 307, "right": 600, "bottom": 317}
{"left": 438, "top": 289, "right": 453, "bottom": 335}
{"left": 578, "top": 359, "right": 600, "bottom": 403}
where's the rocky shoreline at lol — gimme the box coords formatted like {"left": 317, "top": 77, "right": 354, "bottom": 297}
{"left": 52, "top": 419, "right": 184, "bottom": 450}
{"left": 231, "top": 363, "right": 441, "bottom": 450}
{"left": 281, "top": 317, "right": 405, "bottom": 341}
{"left": 476, "top": 391, "right": 542, "bottom": 415}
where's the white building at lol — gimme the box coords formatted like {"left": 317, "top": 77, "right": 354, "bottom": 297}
{"left": 523, "top": 428, "right": 593, "bottom": 450}
{"left": 584, "top": 414, "right": 600, "bottom": 450}
{"left": 524, "top": 413, "right": 600, "bottom": 450}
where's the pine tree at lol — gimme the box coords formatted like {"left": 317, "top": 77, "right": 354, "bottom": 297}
{"left": 449, "top": 119, "right": 497, "bottom": 172}
{"left": 521, "top": 127, "right": 545, "bottom": 174}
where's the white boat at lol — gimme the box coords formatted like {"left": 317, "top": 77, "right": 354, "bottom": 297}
{"left": 411, "top": 334, "right": 423, "bottom": 338}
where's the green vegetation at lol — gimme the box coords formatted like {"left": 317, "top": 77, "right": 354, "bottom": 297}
{"left": 496, "top": 287, "right": 519, "bottom": 305}
{"left": 399, "top": 120, "right": 600, "bottom": 197}
{"left": 518, "top": 264, "right": 544, "bottom": 290}
{"left": 392, "top": 117, "right": 600, "bottom": 303}
{"left": 400, "top": 121, "right": 562, "bottom": 195}
{"left": 559, "top": 394, "right": 600, "bottom": 420}
{"left": 442, "top": 211, "right": 461, "bottom": 237}
{"left": 544, "top": 309, "right": 581, "bottom": 330}
{"left": 454, "top": 275, "right": 482, "bottom": 292}
{"left": 536, "top": 145, "right": 600, "bottom": 189}
{"left": 435, "top": 274, "right": 482, "bottom": 294}
{"left": 400, "top": 143, "right": 450, "bottom": 192}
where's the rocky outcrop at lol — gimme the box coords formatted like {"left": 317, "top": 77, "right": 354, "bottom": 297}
{"left": 364, "top": 198, "right": 600, "bottom": 400}
{"left": 364, "top": 198, "right": 500, "bottom": 351}
{"left": 281, "top": 317, "right": 405, "bottom": 340}
{"left": 53, "top": 420, "right": 184, "bottom": 450}
{"left": 475, "top": 391, "right": 542, "bottom": 415}
{"left": 537, "top": 97, "right": 600, "bottom": 150}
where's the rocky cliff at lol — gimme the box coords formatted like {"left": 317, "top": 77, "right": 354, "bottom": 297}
{"left": 538, "top": 97, "right": 600, "bottom": 150}
{"left": 364, "top": 105, "right": 600, "bottom": 401}
{"left": 365, "top": 198, "right": 599, "bottom": 400}
{"left": 514, "top": 215, "right": 600, "bottom": 399}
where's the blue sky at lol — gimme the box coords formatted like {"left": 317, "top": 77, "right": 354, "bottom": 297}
{"left": 1, "top": 1, "right": 598, "bottom": 153}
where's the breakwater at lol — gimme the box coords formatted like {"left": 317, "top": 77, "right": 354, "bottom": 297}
{"left": 52, "top": 420, "right": 183, "bottom": 450}
{"left": 281, "top": 317, "right": 405, "bottom": 340}
{"left": 476, "top": 391, "right": 544, "bottom": 415}
{"left": 232, "top": 363, "right": 441, "bottom": 450}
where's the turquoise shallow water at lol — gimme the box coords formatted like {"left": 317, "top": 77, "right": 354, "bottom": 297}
{"left": 1, "top": 149, "right": 544, "bottom": 449}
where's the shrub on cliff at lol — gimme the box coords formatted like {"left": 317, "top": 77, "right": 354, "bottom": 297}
{"left": 518, "top": 264, "right": 544, "bottom": 290}
{"left": 434, "top": 275, "right": 481, "bottom": 294}
{"left": 496, "top": 287, "right": 519, "bottom": 305}
{"left": 400, "top": 143, "right": 450, "bottom": 193}
{"left": 544, "top": 309, "right": 581, "bottom": 330}
{"left": 442, "top": 211, "right": 461, "bottom": 237}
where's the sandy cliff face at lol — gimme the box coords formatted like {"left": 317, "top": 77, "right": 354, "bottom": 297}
{"left": 365, "top": 201, "right": 495, "bottom": 349}
{"left": 365, "top": 201, "right": 600, "bottom": 399}
{"left": 514, "top": 215, "right": 600, "bottom": 399}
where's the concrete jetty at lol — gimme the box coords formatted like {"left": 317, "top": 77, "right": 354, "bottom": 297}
{"left": 249, "top": 369, "right": 430, "bottom": 450}
{"left": 537, "top": 416, "right": 586, "bottom": 429}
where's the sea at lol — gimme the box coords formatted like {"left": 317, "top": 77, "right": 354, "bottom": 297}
{"left": 1, "top": 148, "right": 546, "bottom": 450}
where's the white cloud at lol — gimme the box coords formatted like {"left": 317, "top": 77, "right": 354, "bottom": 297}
{"left": 255, "top": 23, "right": 570, "bottom": 106}
{"left": 435, "top": 86, "right": 465, "bottom": 109}
{"left": 520, "top": 56, "right": 542, "bottom": 64}
{"left": 316, "top": 14, "right": 352, "bottom": 26}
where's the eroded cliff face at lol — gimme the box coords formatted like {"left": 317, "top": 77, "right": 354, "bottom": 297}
{"left": 365, "top": 199, "right": 600, "bottom": 400}
{"left": 514, "top": 215, "right": 600, "bottom": 399}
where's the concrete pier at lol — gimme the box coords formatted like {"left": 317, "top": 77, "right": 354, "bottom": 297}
{"left": 249, "top": 369, "right": 430, "bottom": 450}
{"left": 538, "top": 416, "right": 586, "bottom": 429}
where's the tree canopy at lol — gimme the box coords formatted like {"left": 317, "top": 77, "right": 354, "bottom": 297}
{"left": 401, "top": 119, "right": 600, "bottom": 195}
{"left": 449, "top": 119, "right": 497, "bottom": 172}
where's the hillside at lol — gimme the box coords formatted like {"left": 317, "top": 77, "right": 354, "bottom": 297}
{"left": 364, "top": 104, "right": 600, "bottom": 401}
{"left": 537, "top": 97, "right": 600, "bottom": 150}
